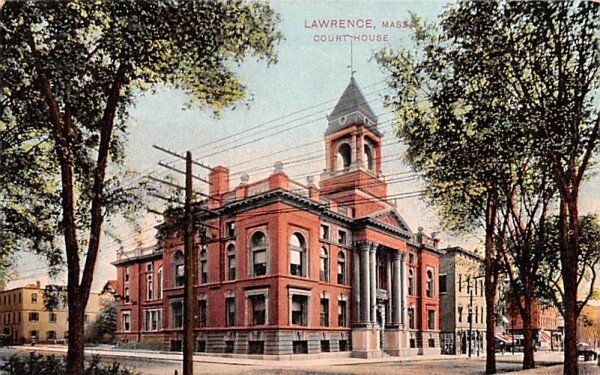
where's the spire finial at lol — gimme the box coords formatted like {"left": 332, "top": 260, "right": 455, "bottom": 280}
{"left": 345, "top": 34, "right": 356, "bottom": 78}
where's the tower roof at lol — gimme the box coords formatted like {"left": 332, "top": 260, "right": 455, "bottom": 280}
{"left": 326, "top": 77, "right": 378, "bottom": 135}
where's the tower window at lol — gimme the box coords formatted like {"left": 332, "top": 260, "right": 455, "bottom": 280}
{"left": 364, "top": 144, "right": 374, "bottom": 171}
{"left": 337, "top": 143, "right": 352, "bottom": 170}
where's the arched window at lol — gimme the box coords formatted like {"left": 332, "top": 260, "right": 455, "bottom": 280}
{"left": 173, "top": 251, "right": 185, "bottom": 287}
{"left": 337, "top": 143, "right": 352, "bottom": 170}
{"left": 364, "top": 143, "right": 374, "bottom": 171}
{"left": 320, "top": 247, "right": 329, "bottom": 282}
{"left": 227, "top": 244, "right": 236, "bottom": 280}
{"left": 290, "top": 233, "right": 307, "bottom": 277}
{"left": 157, "top": 267, "right": 163, "bottom": 299}
{"left": 251, "top": 231, "right": 267, "bottom": 277}
{"left": 426, "top": 269, "right": 434, "bottom": 297}
{"left": 337, "top": 251, "right": 346, "bottom": 284}
{"left": 199, "top": 249, "right": 208, "bottom": 284}
{"left": 408, "top": 269, "right": 414, "bottom": 296}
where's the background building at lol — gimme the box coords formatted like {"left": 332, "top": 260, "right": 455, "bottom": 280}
{"left": 507, "top": 298, "right": 563, "bottom": 351}
{"left": 439, "top": 247, "right": 486, "bottom": 355}
{"left": 114, "top": 77, "right": 444, "bottom": 358}
{"left": 0, "top": 281, "right": 103, "bottom": 344}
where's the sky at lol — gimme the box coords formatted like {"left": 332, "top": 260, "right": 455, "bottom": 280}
{"left": 8, "top": 1, "right": 599, "bottom": 294}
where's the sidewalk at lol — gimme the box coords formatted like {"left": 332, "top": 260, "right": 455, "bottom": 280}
{"left": 2, "top": 344, "right": 476, "bottom": 367}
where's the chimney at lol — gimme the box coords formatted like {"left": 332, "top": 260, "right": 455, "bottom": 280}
{"left": 416, "top": 226, "right": 424, "bottom": 244}
{"left": 36, "top": 280, "right": 41, "bottom": 289}
{"left": 209, "top": 166, "right": 229, "bottom": 209}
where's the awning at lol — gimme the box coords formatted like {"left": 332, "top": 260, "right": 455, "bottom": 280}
{"left": 495, "top": 334, "right": 513, "bottom": 343}
{"left": 539, "top": 331, "right": 552, "bottom": 342}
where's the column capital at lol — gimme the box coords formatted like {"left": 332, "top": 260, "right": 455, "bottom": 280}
{"left": 400, "top": 252, "right": 407, "bottom": 262}
{"left": 356, "top": 240, "right": 374, "bottom": 252}
{"left": 369, "top": 242, "right": 378, "bottom": 253}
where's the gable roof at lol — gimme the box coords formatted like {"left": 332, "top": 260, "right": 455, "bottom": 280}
{"left": 356, "top": 208, "right": 412, "bottom": 233}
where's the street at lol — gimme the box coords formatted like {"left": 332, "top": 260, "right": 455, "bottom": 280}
{"left": 0, "top": 346, "right": 598, "bottom": 375}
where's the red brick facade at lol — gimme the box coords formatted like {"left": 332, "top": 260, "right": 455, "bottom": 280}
{"left": 114, "top": 77, "right": 443, "bottom": 357}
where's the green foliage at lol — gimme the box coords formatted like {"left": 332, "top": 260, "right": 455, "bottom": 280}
{"left": 85, "top": 300, "right": 117, "bottom": 344}
{"left": 43, "top": 284, "right": 68, "bottom": 312}
{"left": 537, "top": 214, "right": 600, "bottom": 315}
{"left": 0, "top": 353, "right": 139, "bottom": 375}
{"left": 0, "top": 0, "right": 282, "bottom": 272}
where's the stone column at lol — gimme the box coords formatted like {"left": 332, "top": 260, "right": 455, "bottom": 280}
{"left": 392, "top": 252, "right": 401, "bottom": 327}
{"left": 370, "top": 243, "right": 377, "bottom": 325}
{"left": 360, "top": 242, "right": 370, "bottom": 324}
{"left": 386, "top": 253, "right": 392, "bottom": 324}
{"left": 353, "top": 249, "right": 361, "bottom": 324}
{"left": 351, "top": 133, "right": 357, "bottom": 168}
{"left": 401, "top": 253, "right": 407, "bottom": 327}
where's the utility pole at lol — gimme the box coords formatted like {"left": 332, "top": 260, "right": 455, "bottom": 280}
{"left": 183, "top": 151, "right": 195, "bottom": 375}
{"left": 151, "top": 145, "right": 216, "bottom": 375}
{"left": 468, "top": 280, "right": 473, "bottom": 359}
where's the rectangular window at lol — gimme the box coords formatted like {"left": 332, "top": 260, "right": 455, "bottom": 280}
{"left": 171, "top": 301, "right": 183, "bottom": 329}
{"left": 29, "top": 330, "right": 39, "bottom": 340}
{"left": 409, "top": 253, "right": 415, "bottom": 264}
{"left": 290, "top": 249, "right": 303, "bottom": 276}
{"left": 248, "top": 341, "right": 264, "bottom": 355}
{"left": 122, "top": 312, "right": 131, "bottom": 332}
{"left": 320, "top": 298, "right": 329, "bottom": 327}
{"left": 408, "top": 308, "right": 415, "bottom": 329}
{"left": 124, "top": 287, "right": 130, "bottom": 303}
{"left": 428, "top": 310, "right": 436, "bottom": 330}
{"left": 125, "top": 266, "right": 130, "bottom": 282}
{"left": 339, "top": 340, "right": 349, "bottom": 351}
{"left": 228, "top": 254, "right": 236, "bottom": 280}
{"left": 321, "top": 340, "right": 330, "bottom": 352}
{"left": 147, "top": 262, "right": 153, "bottom": 273}
{"left": 320, "top": 225, "right": 330, "bottom": 240}
{"left": 250, "top": 295, "right": 266, "bottom": 325}
{"left": 480, "top": 280, "right": 484, "bottom": 296}
{"left": 31, "top": 293, "right": 38, "bottom": 303}
{"left": 428, "top": 338, "right": 435, "bottom": 348}
{"left": 224, "top": 341, "right": 234, "bottom": 353}
{"left": 198, "top": 299, "right": 207, "bottom": 328}
{"left": 29, "top": 312, "right": 39, "bottom": 322}
{"left": 338, "top": 300, "right": 347, "bottom": 327}
{"left": 292, "top": 340, "right": 308, "bottom": 354}
{"left": 225, "top": 221, "right": 236, "bottom": 237}
{"left": 157, "top": 269, "right": 163, "bottom": 299}
{"left": 147, "top": 275, "right": 153, "bottom": 300}
{"left": 291, "top": 295, "right": 308, "bottom": 326}
{"left": 439, "top": 274, "right": 447, "bottom": 294}
{"left": 458, "top": 274, "right": 462, "bottom": 293}
{"left": 175, "top": 264, "right": 185, "bottom": 287}
{"left": 253, "top": 249, "right": 267, "bottom": 276}
{"left": 225, "top": 297, "right": 236, "bottom": 327}
{"left": 337, "top": 230, "right": 347, "bottom": 245}
{"left": 49, "top": 312, "right": 57, "bottom": 323}
{"left": 458, "top": 306, "right": 463, "bottom": 323}
{"left": 144, "top": 309, "right": 162, "bottom": 331}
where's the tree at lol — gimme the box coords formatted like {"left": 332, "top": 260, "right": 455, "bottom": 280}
{"left": 86, "top": 300, "right": 117, "bottom": 344}
{"left": 538, "top": 215, "right": 600, "bottom": 319}
{"left": 0, "top": 1, "right": 281, "bottom": 374}
{"left": 376, "top": 9, "right": 527, "bottom": 373}
{"left": 378, "top": 2, "right": 599, "bottom": 373}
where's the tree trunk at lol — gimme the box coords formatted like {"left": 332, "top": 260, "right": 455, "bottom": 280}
{"left": 484, "top": 193, "right": 497, "bottom": 374}
{"left": 561, "top": 197, "right": 580, "bottom": 375}
{"left": 521, "top": 294, "right": 535, "bottom": 370}
{"left": 67, "top": 288, "right": 85, "bottom": 375}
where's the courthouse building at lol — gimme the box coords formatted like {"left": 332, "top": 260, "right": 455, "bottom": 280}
{"left": 114, "top": 77, "right": 444, "bottom": 357}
